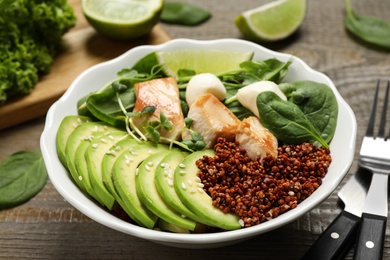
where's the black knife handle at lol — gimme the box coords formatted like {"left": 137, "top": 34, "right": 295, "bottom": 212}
{"left": 353, "top": 213, "right": 387, "bottom": 260}
{"left": 301, "top": 211, "right": 360, "bottom": 260}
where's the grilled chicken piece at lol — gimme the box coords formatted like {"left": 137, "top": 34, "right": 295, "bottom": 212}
{"left": 236, "top": 116, "right": 278, "bottom": 160}
{"left": 182, "top": 93, "right": 240, "bottom": 148}
{"left": 132, "top": 77, "right": 185, "bottom": 141}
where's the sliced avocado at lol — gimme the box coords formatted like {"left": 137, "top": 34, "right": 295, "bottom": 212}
{"left": 174, "top": 150, "right": 242, "bottom": 230}
{"left": 154, "top": 150, "right": 209, "bottom": 225}
{"left": 102, "top": 138, "right": 140, "bottom": 200}
{"left": 136, "top": 151, "right": 197, "bottom": 231}
{"left": 56, "top": 115, "right": 91, "bottom": 167}
{"left": 112, "top": 142, "right": 169, "bottom": 228}
{"left": 74, "top": 132, "right": 108, "bottom": 205}
{"left": 155, "top": 218, "right": 190, "bottom": 234}
{"left": 85, "top": 130, "right": 130, "bottom": 210}
{"left": 101, "top": 138, "right": 142, "bottom": 219}
{"left": 65, "top": 121, "right": 118, "bottom": 192}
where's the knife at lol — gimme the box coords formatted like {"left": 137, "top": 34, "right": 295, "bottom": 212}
{"left": 302, "top": 168, "right": 371, "bottom": 260}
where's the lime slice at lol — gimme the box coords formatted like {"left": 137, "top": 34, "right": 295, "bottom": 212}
{"left": 156, "top": 49, "right": 254, "bottom": 77}
{"left": 235, "top": 0, "right": 307, "bottom": 42}
{"left": 81, "top": 0, "right": 163, "bottom": 40}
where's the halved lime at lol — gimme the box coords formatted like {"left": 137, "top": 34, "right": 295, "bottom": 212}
{"left": 81, "top": 0, "right": 163, "bottom": 40}
{"left": 235, "top": 0, "right": 307, "bottom": 42}
{"left": 156, "top": 49, "right": 254, "bottom": 77}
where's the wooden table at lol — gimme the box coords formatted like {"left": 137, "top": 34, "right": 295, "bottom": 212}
{"left": 1, "top": 0, "right": 389, "bottom": 259}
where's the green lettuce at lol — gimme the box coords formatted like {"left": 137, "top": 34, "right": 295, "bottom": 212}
{"left": 0, "top": 0, "right": 76, "bottom": 103}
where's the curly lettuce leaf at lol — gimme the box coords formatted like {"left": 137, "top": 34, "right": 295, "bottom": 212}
{"left": 0, "top": 0, "right": 76, "bottom": 104}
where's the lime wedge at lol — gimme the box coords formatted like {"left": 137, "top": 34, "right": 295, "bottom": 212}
{"left": 81, "top": 0, "right": 163, "bottom": 40}
{"left": 235, "top": 0, "right": 307, "bottom": 42}
{"left": 156, "top": 49, "right": 254, "bottom": 77}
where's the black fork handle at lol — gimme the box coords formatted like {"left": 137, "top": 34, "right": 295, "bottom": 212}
{"left": 353, "top": 213, "right": 387, "bottom": 260}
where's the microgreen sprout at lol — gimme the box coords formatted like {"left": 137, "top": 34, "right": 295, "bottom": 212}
{"left": 112, "top": 80, "right": 130, "bottom": 93}
{"left": 141, "top": 111, "right": 173, "bottom": 144}
{"left": 127, "top": 106, "right": 156, "bottom": 142}
{"left": 179, "top": 117, "right": 207, "bottom": 151}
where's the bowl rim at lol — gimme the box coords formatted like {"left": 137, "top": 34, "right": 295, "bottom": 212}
{"left": 40, "top": 38, "right": 357, "bottom": 246}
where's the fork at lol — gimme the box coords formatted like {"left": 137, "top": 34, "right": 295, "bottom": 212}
{"left": 353, "top": 80, "right": 390, "bottom": 260}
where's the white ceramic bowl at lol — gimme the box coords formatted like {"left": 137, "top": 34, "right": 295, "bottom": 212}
{"left": 40, "top": 38, "right": 356, "bottom": 249}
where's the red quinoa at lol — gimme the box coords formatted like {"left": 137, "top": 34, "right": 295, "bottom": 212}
{"left": 196, "top": 137, "right": 332, "bottom": 228}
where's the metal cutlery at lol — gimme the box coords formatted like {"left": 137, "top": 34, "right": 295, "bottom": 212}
{"left": 353, "top": 80, "right": 390, "bottom": 260}
{"left": 302, "top": 168, "right": 370, "bottom": 260}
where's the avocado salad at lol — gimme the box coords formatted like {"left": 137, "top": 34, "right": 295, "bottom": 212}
{"left": 56, "top": 49, "right": 338, "bottom": 233}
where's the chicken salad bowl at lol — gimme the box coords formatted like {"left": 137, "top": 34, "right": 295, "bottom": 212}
{"left": 40, "top": 38, "right": 356, "bottom": 248}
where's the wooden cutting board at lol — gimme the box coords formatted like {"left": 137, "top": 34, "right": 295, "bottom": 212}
{"left": 0, "top": 0, "right": 171, "bottom": 130}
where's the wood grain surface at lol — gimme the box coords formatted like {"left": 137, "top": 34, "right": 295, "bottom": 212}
{"left": 1, "top": 0, "right": 390, "bottom": 259}
{"left": 0, "top": 0, "right": 170, "bottom": 130}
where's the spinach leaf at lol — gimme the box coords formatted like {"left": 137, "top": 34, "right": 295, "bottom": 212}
{"left": 223, "top": 58, "right": 291, "bottom": 119}
{"left": 77, "top": 93, "right": 96, "bottom": 118}
{"left": 239, "top": 58, "right": 291, "bottom": 85}
{"left": 86, "top": 86, "right": 135, "bottom": 128}
{"left": 160, "top": 2, "right": 211, "bottom": 26}
{"left": 129, "top": 52, "right": 165, "bottom": 76}
{"left": 279, "top": 81, "right": 338, "bottom": 144}
{"left": 0, "top": 150, "right": 48, "bottom": 209}
{"left": 223, "top": 58, "right": 291, "bottom": 99}
{"left": 345, "top": 0, "right": 390, "bottom": 50}
{"left": 257, "top": 92, "right": 329, "bottom": 148}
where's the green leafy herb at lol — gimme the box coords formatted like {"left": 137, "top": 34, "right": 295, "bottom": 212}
{"left": 117, "top": 68, "right": 139, "bottom": 78}
{"left": 223, "top": 58, "right": 292, "bottom": 119}
{"left": 190, "top": 131, "right": 203, "bottom": 142}
{"left": 144, "top": 125, "right": 161, "bottom": 144}
{"left": 160, "top": 112, "right": 173, "bottom": 130}
{"left": 178, "top": 118, "right": 206, "bottom": 151}
{"left": 238, "top": 58, "right": 292, "bottom": 85}
{"left": 180, "top": 131, "right": 206, "bottom": 151}
{"left": 112, "top": 83, "right": 128, "bottom": 94}
{"left": 257, "top": 91, "right": 329, "bottom": 148}
{"left": 160, "top": 2, "right": 211, "bottom": 26}
{"left": 0, "top": 150, "right": 48, "bottom": 209}
{"left": 86, "top": 87, "right": 134, "bottom": 128}
{"left": 279, "top": 80, "right": 338, "bottom": 144}
{"left": 127, "top": 106, "right": 156, "bottom": 117}
{"left": 345, "top": 0, "right": 390, "bottom": 50}
{"left": 192, "top": 140, "right": 206, "bottom": 151}
{"left": 0, "top": 0, "right": 76, "bottom": 103}
{"left": 141, "top": 111, "right": 174, "bottom": 144}
{"left": 128, "top": 53, "right": 166, "bottom": 79}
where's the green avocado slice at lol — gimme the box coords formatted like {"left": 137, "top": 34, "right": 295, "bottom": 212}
{"left": 101, "top": 138, "right": 142, "bottom": 220}
{"left": 174, "top": 150, "right": 242, "bottom": 230}
{"left": 155, "top": 219, "right": 191, "bottom": 234}
{"left": 102, "top": 138, "right": 140, "bottom": 201}
{"left": 85, "top": 131, "right": 130, "bottom": 210}
{"left": 56, "top": 115, "right": 91, "bottom": 167}
{"left": 64, "top": 121, "right": 118, "bottom": 192}
{"left": 74, "top": 132, "right": 108, "bottom": 205}
{"left": 154, "top": 150, "right": 211, "bottom": 226}
{"left": 112, "top": 142, "right": 169, "bottom": 228}
{"left": 136, "top": 151, "right": 197, "bottom": 231}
